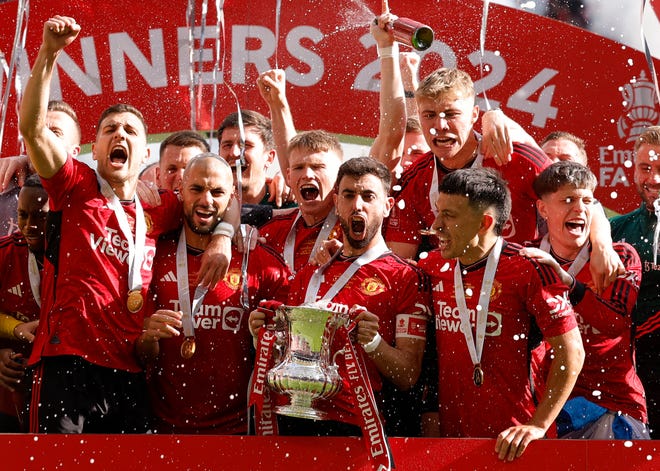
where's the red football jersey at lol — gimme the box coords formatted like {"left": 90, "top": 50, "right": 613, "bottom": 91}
{"left": 0, "top": 233, "right": 42, "bottom": 419}
{"left": 386, "top": 143, "right": 550, "bottom": 247}
{"left": 528, "top": 241, "right": 647, "bottom": 423}
{"left": 29, "top": 157, "right": 181, "bottom": 372}
{"left": 259, "top": 210, "right": 341, "bottom": 274}
{"left": 285, "top": 252, "right": 431, "bottom": 425}
{"left": 147, "top": 237, "right": 290, "bottom": 434}
{"left": 418, "top": 242, "right": 578, "bottom": 438}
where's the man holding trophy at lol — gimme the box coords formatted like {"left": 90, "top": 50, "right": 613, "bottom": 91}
{"left": 249, "top": 157, "right": 430, "bottom": 463}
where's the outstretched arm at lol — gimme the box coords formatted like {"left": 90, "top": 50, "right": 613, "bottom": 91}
{"left": 257, "top": 69, "right": 297, "bottom": 184}
{"left": 480, "top": 110, "right": 541, "bottom": 166}
{"left": 495, "top": 328, "right": 583, "bottom": 461}
{"left": 589, "top": 205, "right": 624, "bottom": 295}
{"left": 399, "top": 51, "right": 420, "bottom": 119}
{"left": 19, "top": 15, "right": 80, "bottom": 178}
{"left": 369, "top": 13, "right": 406, "bottom": 174}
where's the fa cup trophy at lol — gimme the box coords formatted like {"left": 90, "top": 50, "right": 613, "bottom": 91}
{"left": 266, "top": 303, "right": 347, "bottom": 420}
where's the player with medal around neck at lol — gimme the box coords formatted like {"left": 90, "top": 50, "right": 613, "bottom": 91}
{"left": 419, "top": 167, "right": 584, "bottom": 461}
{"left": 138, "top": 153, "right": 234, "bottom": 360}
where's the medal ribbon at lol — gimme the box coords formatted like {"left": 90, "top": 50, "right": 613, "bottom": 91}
{"left": 176, "top": 230, "right": 210, "bottom": 338}
{"left": 239, "top": 224, "right": 254, "bottom": 311}
{"left": 454, "top": 236, "right": 503, "bottom": 376}
{"left": 540, "top": 235, "right": 590, "bottom": 277}
{"left": 27, "top": 252, "right": 41, "bottom": 308}
{"left": 283, "top": 211, "right": 338, "bottom": 273}
{"left": 304, "top": 240, "right": 389, "bottom": 304}
{"left": 653, "top": 198, "right": 660, "bottom": 266}
{"left": 97, "top": 175, "right": 146, "bottom": 294}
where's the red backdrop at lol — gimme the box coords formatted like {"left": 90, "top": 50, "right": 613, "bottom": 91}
{"left": 1, "top": 0, "right": 659, "bottom": 214}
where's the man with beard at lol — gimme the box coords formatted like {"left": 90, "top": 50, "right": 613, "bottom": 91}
{"left": 19, "top": 15, "right": 234, "bottom": 433}
{"left": 258, "top": 130, "right": 343, "bottom": 275}
{"left": 0, "top": 176, "right": 48, "bottom": 431}
{"left": 137, "top": 154, "right": 289, "bottom": 434}
{"left": 417, "top": 168, "right": 583, "bottom": 461}
{"left": 610, "top": 125, "right": 660, "bottom": 437}
{"left": 249, "top": 157, "right": 430, "bottom": 437}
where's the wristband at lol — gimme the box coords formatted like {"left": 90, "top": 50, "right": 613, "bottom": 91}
{"left": 377, "top": 42, "right": 399, "bottom": 59}
{"left": 212, "top": 221, "right": 235, "bottom": 239}
{"left": 362, "top": 332, "right": 382, "bottom": 353}
{"left": 0, "top": 313, "right": 22, "bottom": 339}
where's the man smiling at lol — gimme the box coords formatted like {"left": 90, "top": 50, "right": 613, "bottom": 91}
{"left": 610, "top": 126, "right": 660, "bottom": 437}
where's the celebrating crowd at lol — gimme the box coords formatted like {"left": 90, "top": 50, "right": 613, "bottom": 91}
{"left": 0, "top": 12, "right": 658, "bottom": 464}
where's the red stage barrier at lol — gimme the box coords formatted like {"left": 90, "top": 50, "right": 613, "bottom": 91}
{"left": 3, "top": 435, "right": 660, "bottom": 470}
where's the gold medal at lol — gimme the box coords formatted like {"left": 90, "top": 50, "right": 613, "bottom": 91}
{"left": 181, "top": 337, "right": 196, "bottom": 359}
{"left": 127, "top": 290, "right": 144, "bottom": 313}
{"left": 473, "top": 364, "right": 484, "bottom": 387}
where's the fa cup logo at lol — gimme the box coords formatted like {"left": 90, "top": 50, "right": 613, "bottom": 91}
{"left": 617, "top": 71, "right": 660, "bottom": 142}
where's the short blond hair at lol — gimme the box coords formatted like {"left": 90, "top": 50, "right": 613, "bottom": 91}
{"left": 416, "top": 68, "right": 475, "bottom": 101}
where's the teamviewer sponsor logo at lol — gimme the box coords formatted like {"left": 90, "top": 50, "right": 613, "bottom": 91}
{"left": 222, "top": 307, "right": 244, "bottom": 332}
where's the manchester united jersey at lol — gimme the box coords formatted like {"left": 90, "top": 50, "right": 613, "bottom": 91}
{"left": 148, "top": 236, "right": 290, "bottom": 434}
{"left": 260, "top": 210, "right": 341, "bottom": 274}
{"left": 418, "top": 242, "right": 577, "bottom": 438}
{"left": 286, "top": 251, "right": 431, "bottom": 425}
{"left": 528, "top": 240, "right": 646, "bottom": 423}
{"left": 386, "top": 143, "right": 550, "bottom": 248}
{"left": 0, "top": 232, "right": 42, "bottom": 419}
{"left": 29, "top": 157, "right": 181, "bottom": 372}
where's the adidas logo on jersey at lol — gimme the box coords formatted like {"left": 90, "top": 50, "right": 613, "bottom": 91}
{"left": 8, "top": 284, "right": 22, "bottom": 297}
{"left": 160, "top": 271, "right": 177, "bottom": 283}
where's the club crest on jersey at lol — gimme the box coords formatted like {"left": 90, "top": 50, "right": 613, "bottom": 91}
{"left": 224, "top": 268, "right": 242, "bottom": 290}
{"left": 490, "top": 279, "right": 503, "bottom": 301}
{"left": 144, "top": 213, "right": 154, "bottom": 234}
{"left": 360, "top": 277, "right": 385, "bottom": 296}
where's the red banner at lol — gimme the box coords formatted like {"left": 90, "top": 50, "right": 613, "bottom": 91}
{"left": 3, "top": 434, "right": 660, "bottom": 470}
{"left": 1, "top": 1, "right": 659, "bottom": 214}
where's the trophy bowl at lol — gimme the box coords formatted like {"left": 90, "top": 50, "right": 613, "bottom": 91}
{"left": 266, "top": 303, "right": 346, "bottom": 420}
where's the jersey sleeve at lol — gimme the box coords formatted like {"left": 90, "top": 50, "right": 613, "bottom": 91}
{"left": 571, "top": 243, "right": 640, "bottom": 337}
{"left": 40, "top": 157, "right": 95, "bottom": 210}
{"left": 385, "top": 155, "right": 436, "bottom": 246}
{"left": 525, "top": 259, "right": 578, "bottom": 338}
{"left": 142, "top": 190, "right": 182, "bottom": 237}
{"left": 253, "top": 243, "right": 292, "bottom": 305}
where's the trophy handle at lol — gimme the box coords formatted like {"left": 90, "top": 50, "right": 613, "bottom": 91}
{"left": 331, "top": 348, "right": 345, "bottom": 367}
